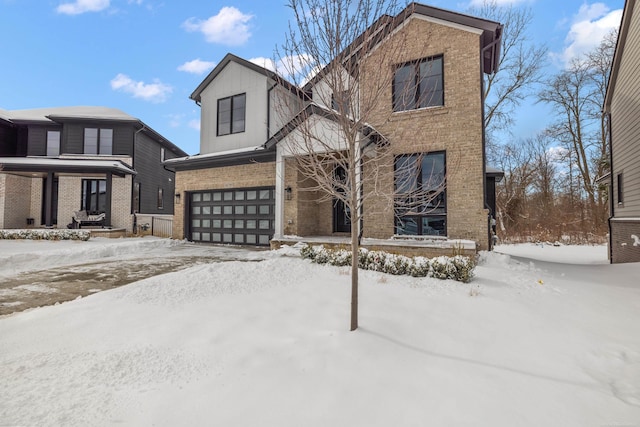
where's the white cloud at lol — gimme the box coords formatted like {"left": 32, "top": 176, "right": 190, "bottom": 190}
{"left": 547, "top": 146, "right": 569, "bottom": 162}
{"left": 555, "top": 2, "right": 623, "bottom": 66}
{"left": 188, "top": 119, "right": 201, "bottom": 131}
{"left": 178, "top": 59, "right": 216, "bottom": 75}
{"left": 166, "top": 113, "right": 184, "bottom": 128}
{"left": 182, "top": 6, "right": 253, "bottom": 46}
{"left": 249, "top": 54, "right": 316, "bottom": 82}
{"left": 110, "top": 73, "right": 172, "bottom": 103}
{"left": 56, "top": 0, "right": 109, "bottom": 15}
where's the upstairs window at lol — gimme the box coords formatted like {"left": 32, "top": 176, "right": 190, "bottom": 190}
{"left": 84, "top": 128, "right": 113, "bottom": 155}
{"left": 393, "top": 55, "right": 443, "bottom": 112}
{"left": 331, "top": 91, "right": 350, "bottom": 115}
{"left": 46, "top": 131, "right": 60, "bottom": 156}
{"left": 217, "top": 93, "right": 246, "bottom": 136}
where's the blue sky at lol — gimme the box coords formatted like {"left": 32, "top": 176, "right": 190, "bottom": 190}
{"left": 0, "top": 0, "right": 625, "bottom": 156}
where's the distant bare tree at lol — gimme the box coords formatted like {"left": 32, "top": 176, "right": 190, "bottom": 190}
{"left": 468, "top": 0, "right": 547, "bottom": 156}
{"left": 538, "top": 31, "right": 616, "bottom": 232}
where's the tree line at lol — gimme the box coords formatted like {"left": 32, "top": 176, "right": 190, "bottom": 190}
{"left": 476, "top": 1, "right": 617, "bottom": 244}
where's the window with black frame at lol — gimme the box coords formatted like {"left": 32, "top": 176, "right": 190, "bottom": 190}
{"left": 83, "top": 128, "right": 113, "bottom": 155}
{"left": 393, "top": 55, "right": 443, "bottom": 112}
{"left": 217, "top": 93, "right": 246, "bottom": 136}
{"left": 81, "top": 179, "right": 107, "bottom": 213}
{"left": 394, "top": 151, "right": 446, "bottom": 236}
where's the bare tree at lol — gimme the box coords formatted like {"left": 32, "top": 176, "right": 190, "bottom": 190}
{"left": 538, "top": 32, "right": 616, "bottom": 232}
{"left": 274, "top": 0, "right": 447, "bottom": 330}
{"left": 468, "top": 0, "right": 547, "bottom": 155}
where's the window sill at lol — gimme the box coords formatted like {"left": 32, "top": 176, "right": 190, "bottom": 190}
{"left": 390, "top": 106, "right": 449, "bottom": 120}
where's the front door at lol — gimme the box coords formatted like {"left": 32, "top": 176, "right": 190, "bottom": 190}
{"left": 333, "top": 166, "right": 351, "bottom": 233}
{"left": 41, "top": 177, "right": 59, "bottom": 225}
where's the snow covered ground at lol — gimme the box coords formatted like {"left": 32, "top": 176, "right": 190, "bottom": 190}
{"left": 0, "top": 238, "right": 639, "bottom": 426}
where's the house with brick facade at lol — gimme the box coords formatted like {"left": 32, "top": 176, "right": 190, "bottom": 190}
{"left": 167, "top": 3, "right": 503, "bottom": 252}
{"left": 603, "top": 0, "right": 640, "bottom": 263}
{"left": 0, "top": 106, "right": 186, "bottom": 232}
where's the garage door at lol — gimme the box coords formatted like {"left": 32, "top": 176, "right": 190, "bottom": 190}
{"left": 188, "top": 186, "right": 275, "bottom": 246}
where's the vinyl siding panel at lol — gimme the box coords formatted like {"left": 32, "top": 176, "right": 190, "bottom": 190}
{"left": 26, "top": 126, "right": 47, "bottom": 156}
{"left": 134, "top": 132, "right": 176, "bottom": 214}
{"left": 199, "top": 61, "right": 269, "bottom": 154}
{"left": 611, "top": 2, "right": 640, "bottom": 216}
{"left": 64, "top": 124, "right": 84, "bottom": 154}
{"left": 0, "top": 124, "right": 17, "bottom": 156}
{"left": 62, "top": 122, "right": 134, "bottom": 156}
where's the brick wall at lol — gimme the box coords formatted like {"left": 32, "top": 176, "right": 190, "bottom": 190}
{"left": 29, "top": 178, "right": 42, "bottom": 225}
{"left": 0, "top": 174, "right": 33, "bottom": 229}
{"left": 359, "top": 16, "right": 490, "bottom": 250}
{"left": 283, "top": 159, "right": 335, "bottom": 236}
{"left": 57, "top": 174, "right": 133, "bottom": 231}
{"left": 173, "top": 162, "right": 276, "bottom": 239}
{"left": 610, "top": 219, "right": 640, "bottom": 263}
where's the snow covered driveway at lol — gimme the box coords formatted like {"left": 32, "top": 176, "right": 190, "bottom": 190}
{"left": 0, "top": 237, "right": 267, "bottom": 315}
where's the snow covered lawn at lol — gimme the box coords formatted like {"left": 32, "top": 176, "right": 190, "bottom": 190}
{"left": 1, "top": 239, "right": 639, "bottom": 426}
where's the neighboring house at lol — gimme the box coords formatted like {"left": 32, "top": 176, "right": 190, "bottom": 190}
{"left": 0, "top": 106, "right": 187, "bottom": 232}
{"left": 603, "top": 0, "right": 640, "bottom": 263}
{"left": 167, "top": 3, "right": 503, "bottom": 251}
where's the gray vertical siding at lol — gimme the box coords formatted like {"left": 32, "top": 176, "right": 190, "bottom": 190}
{"left": 134, "top": 132, "right": 179, "bottom": 215}
{"left": 611, "top": 3, "right": 640, "bottom": 215}
{"left": 0, "top": 123, "right": 17, "bottom": 156}
{"left": 26, "top": 126, "right": 47, "bottom": 156}
{"left": 62, "top": 122, "right": 134, "bottom": 156}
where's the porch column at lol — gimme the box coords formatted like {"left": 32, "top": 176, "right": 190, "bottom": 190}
{"left": 274, "top": 146, "right": 285, "bottom": 239}
{"left": 105, "top": 172, "right": 112, "bottom": 227}
{"left": 44, "top": 172, "right": 54, "bottom": 227}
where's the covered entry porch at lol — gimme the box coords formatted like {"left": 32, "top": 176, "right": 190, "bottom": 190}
{"left": 0, "top": 157, "right": 135, "bottom": 230}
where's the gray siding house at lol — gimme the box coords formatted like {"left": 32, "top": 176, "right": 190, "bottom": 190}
{"left": 604, "top": 0, "right": 640, "bottom": 263}
{"left": 0, "top": 106, "right": 187, "bottom": 232}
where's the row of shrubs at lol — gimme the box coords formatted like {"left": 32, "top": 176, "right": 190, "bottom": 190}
{"left": 0, "top": 229, "right": 91, "bottom": 241}
{"left": 300, "top": 244, "right": 476, "bottom": 283}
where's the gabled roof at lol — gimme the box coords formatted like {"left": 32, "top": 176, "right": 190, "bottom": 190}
{"left": 263, "top": 102, "right": 386, "bottom": 151}
{"left": 4, "top": 106, "right": 137, "bottom": 124}
{"left": 411, "top": 3, "right": 502, "bottom": 74}
{"left": 604, "top": 0, "right": 636, "bottom": 112}
{"left": 0, "top": 106, "right": 187, "bottom": 157}
{"left": 302, "top": 2, "right": 502, "bottom": 90}
{"left": 164, "top": 146, "right": 275, "bottom": 171}
{"left": 189, "top": 53, "right": 302, "bottom": 104}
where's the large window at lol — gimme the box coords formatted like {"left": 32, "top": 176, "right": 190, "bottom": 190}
{"left": 393, "top": 55, "right": 443, "bottom": 112}
{"left": 394, "top": 151, "right": 446, "bottom": 236}
{"left": 46, "top": 131, "right": 60, "bottom": 156}
{"left": 84, "top": 128, "right": 113, "bottom": 155}
{"left": 81, "top": 179, "right": 107, "bottom": 213}
{"left": 217, "top": 93, "right": 246, "bottom": 136}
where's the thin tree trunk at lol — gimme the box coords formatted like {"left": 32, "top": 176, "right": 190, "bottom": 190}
{"left": 350, "top": 151, "right": 359, "bottom": 331}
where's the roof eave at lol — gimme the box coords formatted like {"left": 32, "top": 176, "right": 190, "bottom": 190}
{"left": 166, "top": 148, "right": 276, "bottom": 171}
{"left": 604, "top": 0, "right": 635, "bottom": 112}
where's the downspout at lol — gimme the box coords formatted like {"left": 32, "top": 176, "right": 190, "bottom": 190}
{"left": 480, "top": 35, "right": 501, "bottom": 250}
{"left": 607, "top": 111, "right": 614, "bottom": 263}
{"left": 267, "top": 82, "right": 278, "bottom": 141}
